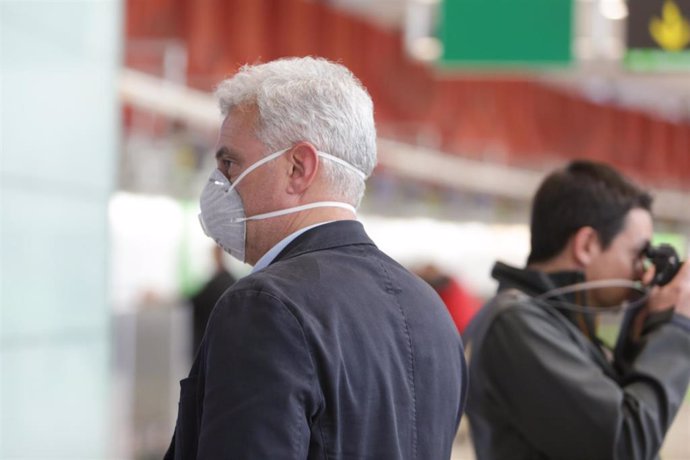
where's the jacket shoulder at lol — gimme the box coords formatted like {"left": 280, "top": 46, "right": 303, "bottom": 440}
{"left": 466, "top": 288, "right": 578, "bottom": 355}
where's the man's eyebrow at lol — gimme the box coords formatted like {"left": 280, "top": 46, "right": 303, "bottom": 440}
{"left": 215, "top": 146, "right": 230, "bottom": 159}
{"left": 637, "top": 240, "right": 651, "bottom": 256}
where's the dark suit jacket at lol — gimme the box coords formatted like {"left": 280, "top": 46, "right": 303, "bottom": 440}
{"left": 165, "top": 220, "right": 467, "bottom": 459}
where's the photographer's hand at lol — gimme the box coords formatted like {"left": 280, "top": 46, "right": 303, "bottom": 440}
{"left": 647, "top": 260, "right": 690, "bottom": 318}
{"left": 630, "top": 262, "right": 690, "bottom": 339}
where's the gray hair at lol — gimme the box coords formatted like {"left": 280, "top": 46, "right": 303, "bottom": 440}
{"left": 214, "top": 56, "right": 377, "bottom": 206}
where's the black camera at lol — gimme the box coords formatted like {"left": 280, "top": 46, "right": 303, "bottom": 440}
{"left": 645, "top": 243, "right": 684, "bottom": 286}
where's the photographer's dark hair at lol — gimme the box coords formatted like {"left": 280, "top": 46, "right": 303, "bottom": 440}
{"left": 527, "top": 160, "right": 653, "bottom": 265}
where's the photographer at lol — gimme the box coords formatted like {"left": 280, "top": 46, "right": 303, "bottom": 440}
{"left": 466, "top": 160, "right": 690, "bottom": 460}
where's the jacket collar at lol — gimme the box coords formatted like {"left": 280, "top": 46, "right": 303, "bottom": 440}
{"left": 491, "top": 261, "right": 598, "bottom": 340}
{"left": 492, "top": 261, "right": 585, "bottom": 301}
{"left": 271, "top": 220, "right": 376, "bottom": 265}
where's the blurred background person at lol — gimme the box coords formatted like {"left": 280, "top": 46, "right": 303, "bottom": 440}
{"left": 414, "top": 263, "right": 482, "bottom": 335}
{"left": 187, "top": 245, "right": 236, "bottom": 359}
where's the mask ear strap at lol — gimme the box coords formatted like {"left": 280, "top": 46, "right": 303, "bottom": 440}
{"left": 317, "top": 151, "right": 367, "bottom": 180}
{"left": 231, "top": 201, "right": 356, "bottom": 223}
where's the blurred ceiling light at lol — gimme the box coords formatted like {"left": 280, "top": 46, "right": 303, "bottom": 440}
{"left": 404, "top": 0, "right": 441, "bottom": 61}
{"left": 575, "top": 37, "right": 595, "bottom": 60}
{"left": 604, "top": 37, "right": 625, "bottom": 58}
{"left": 119, "top": 69, "right": 218, "bottom": 128}
{"left": 599, "top": 0, "right": 628, "bottom": 20}
{"left": 410, "top": 36, "right": 442, "bottom": 61}
{"left": 411, "top": 0, "right": 441, "bottom": 5}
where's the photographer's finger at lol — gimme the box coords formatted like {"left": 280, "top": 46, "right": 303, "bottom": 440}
{"left": 648, "top": 264, "right": 686, "bottom": 314}
{"left": 671, "top": 261, "right": 690, "bottom": 318}
{"left": 641, "top": 264, "right": 656, "bottom": 286}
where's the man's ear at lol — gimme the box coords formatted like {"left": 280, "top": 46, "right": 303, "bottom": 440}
{"left": 285, "top": 142, "right": 319, "bottom": 195}
{"left": 571, "top": 226, "right": 601, "bottom": 267}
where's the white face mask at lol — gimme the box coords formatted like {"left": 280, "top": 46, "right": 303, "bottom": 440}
{"left": 199, "top": 147, "right": 365, "bottom": 262}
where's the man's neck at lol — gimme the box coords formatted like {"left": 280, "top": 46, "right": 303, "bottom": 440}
{"left": 246, "top": 208, "right": 356, "bottom": 266}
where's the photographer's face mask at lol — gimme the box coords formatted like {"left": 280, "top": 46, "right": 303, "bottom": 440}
{"left": 199, "top": 147, "right": 365, "bottom": 262}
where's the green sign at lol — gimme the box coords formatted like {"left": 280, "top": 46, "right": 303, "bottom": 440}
{"left": 626, "top": 0, "right": 690, "bottom": 71}
{"left": 439, "top": 0, "right": 573, "bottom": 68}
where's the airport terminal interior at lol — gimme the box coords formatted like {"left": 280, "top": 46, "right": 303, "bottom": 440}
{"left": 2, "top": 0, "right": 690, "bottom": 458}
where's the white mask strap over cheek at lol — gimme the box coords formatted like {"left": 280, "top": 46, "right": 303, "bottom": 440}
{"left": 231, "top": 201, "right": 357, "bottom": 223}
{"left": 228, "top": 148, "right": 290, "bottom": 193}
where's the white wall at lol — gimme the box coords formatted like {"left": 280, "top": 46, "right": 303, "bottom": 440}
{"left": 107, "top": 192, "right": 531, "bottom": 308}
{"left": 0, "top": 1, "right": 122, "bottom": 456}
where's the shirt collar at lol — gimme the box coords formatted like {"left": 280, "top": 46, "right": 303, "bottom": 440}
{"left": 251, "top": 221, "right": 333, "bottom": 273}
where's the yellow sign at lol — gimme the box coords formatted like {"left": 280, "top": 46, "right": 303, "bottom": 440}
{"left": 649, "top": 0, "right": 690, "bottom": 51}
